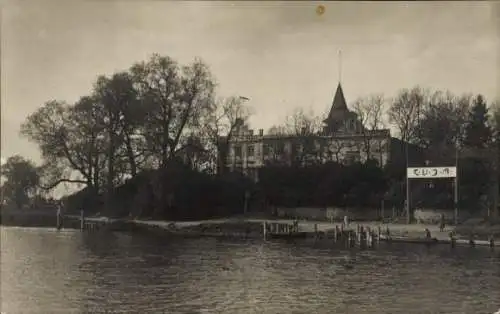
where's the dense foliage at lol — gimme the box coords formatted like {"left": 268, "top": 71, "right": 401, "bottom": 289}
{"left": 0, "top": 155, "right": 40, "bottom": 209}
{"left": 259, "top": 160, "right": 387, "bottom": 208}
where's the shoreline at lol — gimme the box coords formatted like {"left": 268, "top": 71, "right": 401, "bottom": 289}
{"left": 2, "top": 213, "right": 499, "bottom": 247}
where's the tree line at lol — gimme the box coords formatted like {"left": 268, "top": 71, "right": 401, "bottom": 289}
{"left": 260, "top": 87, "right": 499, "bottom": 214}
{"left": 1, "top": 54, "right": 499, "bottom": 218}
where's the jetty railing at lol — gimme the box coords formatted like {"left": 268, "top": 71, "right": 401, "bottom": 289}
{"left": 57, "top": 210, "right": 111, "bottom": 232}
{"left": 262, "top": 220, "right": 497, "bottom": 249}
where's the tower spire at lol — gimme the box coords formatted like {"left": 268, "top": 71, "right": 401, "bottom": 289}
{"left": 338, "top": 49, "right": 342, "bottom": 83}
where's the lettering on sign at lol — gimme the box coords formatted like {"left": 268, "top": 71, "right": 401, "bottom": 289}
{"left": 407, "top": 167, "right": 457, "bottom": 179}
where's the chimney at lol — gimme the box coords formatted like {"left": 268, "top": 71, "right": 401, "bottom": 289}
{"left": 259, "top": 129, "right": 264, "bottom": 136}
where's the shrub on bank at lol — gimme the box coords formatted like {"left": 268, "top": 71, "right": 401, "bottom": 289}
{"left": 99, "top": 161, "right": 256, "bottom": 220}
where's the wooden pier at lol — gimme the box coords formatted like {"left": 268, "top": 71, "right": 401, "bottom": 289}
{"left": 324, "top": 224, "right": 498, "bottom": 249}
{"left": 57, "top": 211, "right": 112, "bottom": 232}
{"left": 262, "top": 221, "right": 498, "bottom": 249}
{"left": 263, "top": 221, "right": 306, "bottom": 239}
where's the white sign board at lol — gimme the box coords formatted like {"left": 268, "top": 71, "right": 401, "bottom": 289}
{"left": 407, "top": 167, "right": 457, "bottom": 179}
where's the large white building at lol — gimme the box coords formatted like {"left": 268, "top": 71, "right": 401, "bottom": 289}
{"left": 226, "top": 83, "right": 392, "bottom": 181}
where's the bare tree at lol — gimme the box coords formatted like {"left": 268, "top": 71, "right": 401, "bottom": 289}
{"left": 268, "top": 108, "right": 324, "bottom": 166}
{"left": 416, "top": 91, "right": 470, "bottom": 154}
{"left": 93, "top": 72, "right": 148, "bottom": 179}
{"left": 388, "top": 86, "right": 428, "bottom": 144}
{"left": 130, "top": 54, "right": 216, "bottom": 168}
{"left": 198, "top": 96, "right": 253, "bottom": 174}
{"left": 325, "top": 139, "right": 345, "bottom": 163}
{"left": 20, "top": 100, "right": 99, "bottom": 191}
{"left": 352, "top": 93, "right": 387, "bottom": 161}
{"left": 267, "top": 125, "right": 288, "bottom": 136}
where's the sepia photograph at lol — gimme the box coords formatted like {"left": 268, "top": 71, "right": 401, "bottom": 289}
{"left": 1, "top": 1, "right": 499, "bottom": 313}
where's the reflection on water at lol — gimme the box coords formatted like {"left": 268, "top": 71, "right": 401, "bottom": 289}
{"left": 1, "top": 226, "right": 499, "bottom": 314}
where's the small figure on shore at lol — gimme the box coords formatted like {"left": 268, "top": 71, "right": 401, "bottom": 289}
{"left": 488, "top": 235, "right": 495, "bottom": 248}
{"left": 425, "top": 228, "right": 431, "bottom": 239}
{"left": 439, "top": 214, "right": 445, "bottom": 232}
{"left": 469, "top": 233, "right": 475, "bottom": 247}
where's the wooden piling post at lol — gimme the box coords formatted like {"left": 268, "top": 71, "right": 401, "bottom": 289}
{"left": 469, "top": 234, "right": 475, "bottom": 247}
{"left": 449, "top": 231, "right": 456, "bottom": 248}
{"left": 243, "top": 190, "right": 250, "bottom": 216}
{"left": 384, "top": 226, "right": 391, "bottom": 242}
{"left": 314, "top": 223, "right": 318, "bottom": 235}
{"left": 56, "top": 205, "right": 62, "bottom": 230}
{"left": 263, "top": 221, "right": 267, "bottom": 240}
{"left": 377, "top": 226, "right": 381, "bottom": 244}
{"left": 365, "top": 229, "right": 370, "bottom": 247}
{"left": 489, "top": 235, "right": 494, "bottom": 248}
{"left": 80, "top": 210, "right": 84, "bottom": 231}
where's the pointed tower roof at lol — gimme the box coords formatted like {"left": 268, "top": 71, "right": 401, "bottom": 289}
{"left": 325, "top": 83, "right": 349, "bottom": 123}
{"left": 331, "top": 83, "right": 348, "bottom": 110}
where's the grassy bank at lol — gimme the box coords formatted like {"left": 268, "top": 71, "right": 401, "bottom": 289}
{"left": 130, "top": 219, "right": 266, "bottom": 239}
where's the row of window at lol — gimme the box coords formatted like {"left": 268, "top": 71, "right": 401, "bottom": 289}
{"left": 233, "top": 143, "right": 284, "bottom": 158}
{"left": 233, "top": 142, "right": 385, "bottom": 159}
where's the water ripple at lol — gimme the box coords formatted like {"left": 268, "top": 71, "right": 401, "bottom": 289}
{"left": 1, "top": 227, "right": 499, "bottom": 314}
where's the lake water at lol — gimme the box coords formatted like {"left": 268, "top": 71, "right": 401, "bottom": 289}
{"left": 1, "top": 226, "right": 499, "bottom": 314}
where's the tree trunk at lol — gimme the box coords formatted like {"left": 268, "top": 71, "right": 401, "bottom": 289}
{"left": 125, "top": 133, "right": 137, "bottom": 177}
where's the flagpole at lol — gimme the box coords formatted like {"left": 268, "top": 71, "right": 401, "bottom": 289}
{"left": 406, "top": 140, "right": 410, "bottom": 224}
{"left": 338, "top": 49, "right": 342, "bottom": 83}
{"left": 454, "top": 142, "right": 459, "bottom": 225}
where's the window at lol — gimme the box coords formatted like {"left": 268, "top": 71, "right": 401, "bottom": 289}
{"left": 263, "top": 144, "right": 270, "bottom": 156}
{"left": 345, "top": 152, "right": 360, "bottom": 164}
{"left": 293, "top": 143, "right": 302, "bottom": 154}
{"left": 234, "top": 145, "right": 242, "bottom": 158}
{"left": 275, "top": 142, "right": 285, "bottom": 154}
{"left": 247, "top": 145, "right": 255, "bottom": 157}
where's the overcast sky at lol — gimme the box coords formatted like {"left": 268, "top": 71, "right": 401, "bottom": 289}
{"left": 1, "top": 1, "right": 499, "bottom": 165}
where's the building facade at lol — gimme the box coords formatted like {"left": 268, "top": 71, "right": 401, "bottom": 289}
{"left": 225, "top": 83, "right": 392, "bottom": 182}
